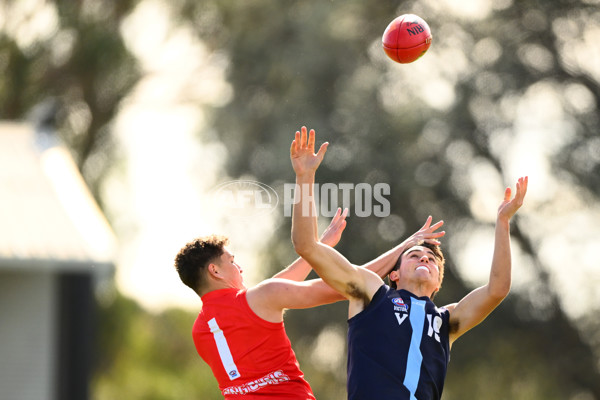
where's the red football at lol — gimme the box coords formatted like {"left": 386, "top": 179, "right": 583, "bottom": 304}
{"left": 382, "top": 14, "right": 432, "bottom": 64}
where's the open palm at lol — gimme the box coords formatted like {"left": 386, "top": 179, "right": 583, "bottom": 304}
{"left": 290, "top": 126, "right": 328, "bottom": 176}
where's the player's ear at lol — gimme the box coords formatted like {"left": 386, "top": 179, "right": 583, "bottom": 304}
{"left": 389, "top": 270, "right": 399, "bottom": 282}
{"left": 207, "top": 263, "right": 220, "bottom": 279}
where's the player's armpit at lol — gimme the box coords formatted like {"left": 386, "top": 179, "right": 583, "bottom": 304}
{"left": 346, "top": 268, "right": 386, "bottom": 318}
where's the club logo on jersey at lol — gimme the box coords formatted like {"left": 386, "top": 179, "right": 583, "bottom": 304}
{"left": 229, "top": 370, "right": 241, "bottom": 379}
{"left": 392, "top": 297, "right": 409, "bottom": 313}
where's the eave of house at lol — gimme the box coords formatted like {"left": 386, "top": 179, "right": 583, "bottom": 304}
{"left": 0, "top": 122, "right": 116, "bottom": 273}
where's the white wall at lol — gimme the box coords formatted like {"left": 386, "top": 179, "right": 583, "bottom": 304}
{"left": 0, "top": 270, "right": 57, "bottom": 400}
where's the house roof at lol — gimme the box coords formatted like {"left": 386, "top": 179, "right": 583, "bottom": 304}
{"left": 0, "top": 122, "right": 116, "bottom": 272}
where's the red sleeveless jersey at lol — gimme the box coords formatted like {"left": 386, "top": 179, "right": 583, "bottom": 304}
{"left": 193, "top": 288, "right": 315, "bottom": 399}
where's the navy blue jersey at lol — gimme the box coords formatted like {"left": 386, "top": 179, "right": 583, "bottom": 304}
{"left": 347, "top": 285, "right": 450, "bottom": 400}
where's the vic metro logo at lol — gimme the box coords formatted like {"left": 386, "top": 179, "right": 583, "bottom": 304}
{"left": 392, "top": 297, "right": 409, "bottom": 313}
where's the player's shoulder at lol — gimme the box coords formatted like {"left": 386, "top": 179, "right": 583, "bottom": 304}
{"left": 246, "top": 278, "right": 297, "bottom": 305}
{"left": 359, "top": 267, "right": 386, "bottom": 294}
{"left": 249, "top": 277, "right": 298, "bottom": 293}
{"left": 246, "top": 279, "right": 292, "bottom": 323}
{"left": 439, "top": 302, "right": 456, "bottom": 321}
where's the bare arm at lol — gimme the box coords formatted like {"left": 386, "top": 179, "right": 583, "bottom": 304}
{"left": 246, "top": 127, "right": 365, "bottom": 322}
{"left": 272, "top": 207, "right": 348, "bottom": 281}
{"left": 248, "top": 276, "right": 358, "bottom": 322}
{"left": 292, "top": 172, "right": 374, "bottom": 299}
{"left": 289, "top": 126, "right": 384, "bottom": 317}
{"left": 447, "top": 176, "right": 528, "bottom": 344}
{"left": 274, "top": 205, "right": 425, "bottom": 282}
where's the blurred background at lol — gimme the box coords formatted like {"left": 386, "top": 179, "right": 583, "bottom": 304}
{"left": 1, "top": 0, "right": 599, "bottom": 399}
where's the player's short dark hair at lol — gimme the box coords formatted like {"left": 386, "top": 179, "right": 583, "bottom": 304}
{"left": 174, "top": 235, "right": 229, "bottom": 294}
{"left": 389, "top": 242, "right": 445, "bottom": 295}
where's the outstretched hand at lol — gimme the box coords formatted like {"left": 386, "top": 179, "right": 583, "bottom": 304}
{"left": 290, "top": 126, "right": 328, "bottom": 176}
{"left": 402, "top": 216, "right": 445, "bottom": 250}
{"left": 497, "top": 176, "right": 528, "bottom": 222}
{"left": 319, "top": 208, "right": 349, "bottom": 247}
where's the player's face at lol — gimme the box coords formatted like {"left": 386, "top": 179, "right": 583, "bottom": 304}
{"left": 397, "top": 245, "right": 440, "bottom": 289}
{"left": 216, "top": 248, "right": 245, "bottom": 289}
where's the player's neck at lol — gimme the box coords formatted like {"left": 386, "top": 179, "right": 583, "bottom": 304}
{"left": 396, "top": 281, "right": 434, "bottom": 299}
{"left": 200, "top": 281, "right": 246, "bottom": 297}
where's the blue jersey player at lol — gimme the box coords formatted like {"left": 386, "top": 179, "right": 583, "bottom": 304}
{"left": 289, "top": 126, "right": 528, "bottom": 400}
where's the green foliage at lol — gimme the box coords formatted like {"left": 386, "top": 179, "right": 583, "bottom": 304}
{"left": 93, "top": 293, "right": 222, "bottom": 400}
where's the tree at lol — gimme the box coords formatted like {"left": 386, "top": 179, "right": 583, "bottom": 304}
{"left": 0, "top": 0, "right": 140, "bottom": 202}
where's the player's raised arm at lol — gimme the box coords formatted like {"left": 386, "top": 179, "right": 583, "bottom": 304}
{"left": 290, "top": 126, "right": 382, "bottom": 311}
{"left": 272, "top": 207, "right": 348, "bottom": 281}
{"left": 447, "top": 176, "right": 528, "bottom": 344}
